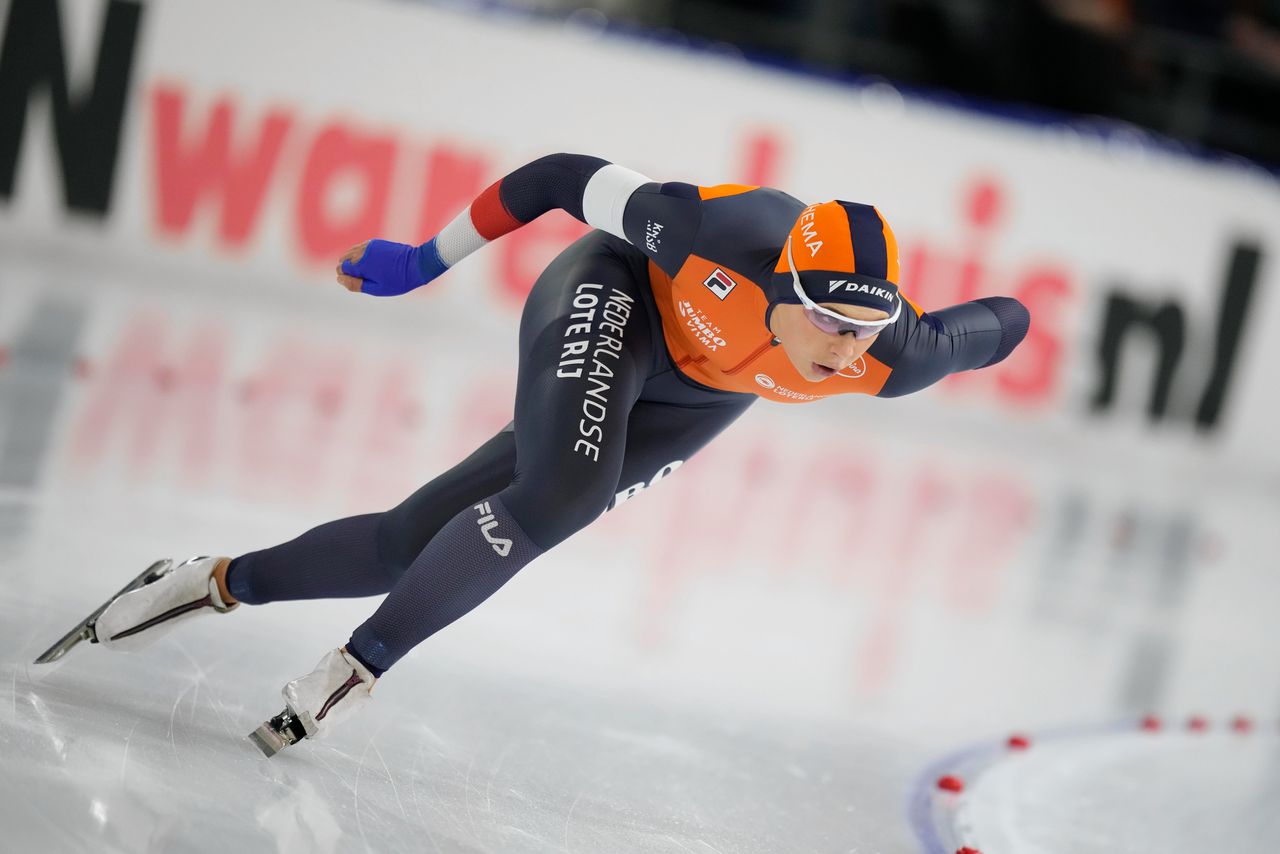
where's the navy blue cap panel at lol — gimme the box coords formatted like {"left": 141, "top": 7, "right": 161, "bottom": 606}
{"left": 836, "top": 201, "right": 889, "bottom": 280}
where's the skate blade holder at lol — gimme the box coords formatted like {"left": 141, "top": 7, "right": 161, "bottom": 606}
{"left": 248, "top": 708, "right": 313, "bottom": 758}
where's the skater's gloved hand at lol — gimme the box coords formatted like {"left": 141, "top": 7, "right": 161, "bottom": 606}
{"left": 335, "top": 238, "right": 448, "bottom": 297}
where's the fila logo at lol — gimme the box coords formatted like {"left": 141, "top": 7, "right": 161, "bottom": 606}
{"left": 703, "top": 268, "right": 737, "bottom": 300}
{"left": 474, "top": 502, "right": 513, "bottom": 557}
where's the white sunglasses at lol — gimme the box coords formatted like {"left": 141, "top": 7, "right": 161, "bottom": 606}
{"left": 786, "top": 237, "right": 901, "bottom": 340}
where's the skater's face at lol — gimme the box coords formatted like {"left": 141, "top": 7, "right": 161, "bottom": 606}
{"left": 768, "top": 302, "right": 889, "bottom": 383}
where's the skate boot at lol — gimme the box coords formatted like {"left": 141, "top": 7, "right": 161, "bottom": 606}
{"left": 33, "top": 556, "right": 237, "bottom": 664}
{"left": 248, "top": 648, "right": 376, "bottom": 758}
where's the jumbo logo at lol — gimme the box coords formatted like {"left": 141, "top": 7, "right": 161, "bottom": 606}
{"left": 678, "top": 300, "right": 727, "bottom": 351}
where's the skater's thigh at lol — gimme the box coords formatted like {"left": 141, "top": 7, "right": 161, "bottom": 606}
{"left": 503, "top": 233, "right": 657, "bottom": 546}
{"left": 607, "top": 396, "right": 756, "bottom": 510}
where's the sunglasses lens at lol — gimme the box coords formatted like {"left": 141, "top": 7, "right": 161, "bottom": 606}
{"left": 804, "top": 308, "right": 884, "bottom": 339}
{"left": 804, "top": 309, "right": 843, "bottom": 334}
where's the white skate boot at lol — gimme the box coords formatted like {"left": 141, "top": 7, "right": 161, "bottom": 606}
{"left": 248, "top": 648, "right": 376, "bottom": 757}
{"left": 33, "top": 556, "right": 237, "bottom": 664}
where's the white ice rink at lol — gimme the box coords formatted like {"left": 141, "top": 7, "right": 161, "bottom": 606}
{"left": 2, "top": 251, "right": 1278, "bottom": 853}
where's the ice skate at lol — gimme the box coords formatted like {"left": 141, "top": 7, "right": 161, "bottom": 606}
{"left": 248, "top": 647, "right": 376, "bottom": 758}
{"left": 33, "top": 556, "right": 236, "bottom": 664}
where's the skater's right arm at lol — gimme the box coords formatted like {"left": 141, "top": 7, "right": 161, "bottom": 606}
{"left": 335, "top": 153, "right": 705, "bottom": 296}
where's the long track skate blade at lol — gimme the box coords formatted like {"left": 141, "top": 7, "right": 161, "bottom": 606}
{"left": 33, "top": 625, "right": 94, "bottom": 665}
{"left": 248, "top": 722, "right": 290, "bottom": 758}
{"left": 32, "top": 559, "right": 173, "bottom": 665}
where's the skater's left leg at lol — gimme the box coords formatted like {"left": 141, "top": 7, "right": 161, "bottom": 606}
{"left": 223, "top": 430, "right": 517, "bottom": 605}
{"left": 91, "top": 555, "right": 239, "bottom": 652}
{"left": 50, "top": 432, "right": 517, "bottom": 659}
{"left": 249, "top": 233, "right": 657, "bottom": 752}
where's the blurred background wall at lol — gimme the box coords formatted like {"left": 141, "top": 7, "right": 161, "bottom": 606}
{"left": 1, "top": 0, "right": 1277, "bottom": 737}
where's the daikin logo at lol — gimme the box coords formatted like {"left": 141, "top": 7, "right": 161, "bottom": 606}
{"left": 828, "top": 280, "right": 896, "bottom": 303}
{"left": 473, "top": 502, "right": 513, "bottom": 557}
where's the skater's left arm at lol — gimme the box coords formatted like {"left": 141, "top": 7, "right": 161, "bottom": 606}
{"left": 335, "top": 152, "right": 699, "bottom": 296}
{"left": 870, "top": 296, "right": 1030, "bottom": 397}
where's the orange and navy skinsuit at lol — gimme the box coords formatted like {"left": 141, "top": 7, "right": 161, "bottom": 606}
{"left": 229, "top": 153, "right": 1030, "bottom": 678}
{"left": 620, "top": 179, "right": 994, "bottom": 402}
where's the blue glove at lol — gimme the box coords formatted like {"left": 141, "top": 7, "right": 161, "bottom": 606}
{"left": 340, "top": 238, "right": 449, "bottom": 297}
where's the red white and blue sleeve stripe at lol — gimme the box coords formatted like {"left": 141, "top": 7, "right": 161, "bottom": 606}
{"left": 420, "top": 153, "right": 654, "bottom": 278}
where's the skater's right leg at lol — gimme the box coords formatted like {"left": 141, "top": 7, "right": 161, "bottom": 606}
{"left": 345, "top": 231, "right": 657, "bottom": 676}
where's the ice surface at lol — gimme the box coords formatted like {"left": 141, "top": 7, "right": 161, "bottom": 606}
{"left": 5, "top": 539, "right": 1279, "bottom": 853}
{"left": 3, "top": 595, "right": 920, "bottom": 854}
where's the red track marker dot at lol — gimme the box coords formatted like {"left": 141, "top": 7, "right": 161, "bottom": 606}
{"left": 1140, "top": 714, "right": 1162, "bottom": 731}
{"left": 1007, "top": 734, "right": 1031, "bottom": 750}
{"left": 937, "top": 774, "right": 964, "bottom": 793}
{"left": 957, "top": 848, "right": 983, "bottom": 854}
{"left": 1187, "top": 715, "right": 1208, "bottom": 732}
{"left": 1231, "top": 715, "right": 1253, "bottom": 733}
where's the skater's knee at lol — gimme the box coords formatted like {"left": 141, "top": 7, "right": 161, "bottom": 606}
{"left": 373, "top": 512, "right": 417, "bottom": 583}
{"left": 500, "top": 481, "right": 612, "bottom": 550}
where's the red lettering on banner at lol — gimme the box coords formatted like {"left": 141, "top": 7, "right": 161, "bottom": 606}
{"left": 416, "top": 145, "right": 491, "bottom": 240}
{"left": 70, "top": 313, "right": 225, "bottom": 484}
{"left": 943, "top": 476, "right": 1030, "bottom": 612}
{"left": 294, "top": 123, "right": 397, "bottom": 265}
{"left": 769, "top": 452, "right": 879, "bottom": 581}
{"left": 445, "top": 369, "right": 515, "bottom": 463}
{"left": 495, "top": 212, "right": 590, "bottom": 304}
{"left": 966, "top": 176, "right": 1002, "bottom": 229}
{"left": 236, "top": 336, "right": 354, "bottom": 501}
{"left": 899, "top": 177, "right": 1074, "bottom": 407}
{"left": 343, "top": 361, "right": 425, "bottom": 509}
{"left": 622, "top": 421, "right": 1037, "bottom": 668}
{"left": 740, "top": 128, "right": 784, "bottom": 186}
{"left": 66, "top": 311, "right": 447, "bottom": 506}
{"left": 152, "top": 84, "right": 293, "bottom": 246}
{"left": 999, "top": 269, "right": 1071, "bottom": 401}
